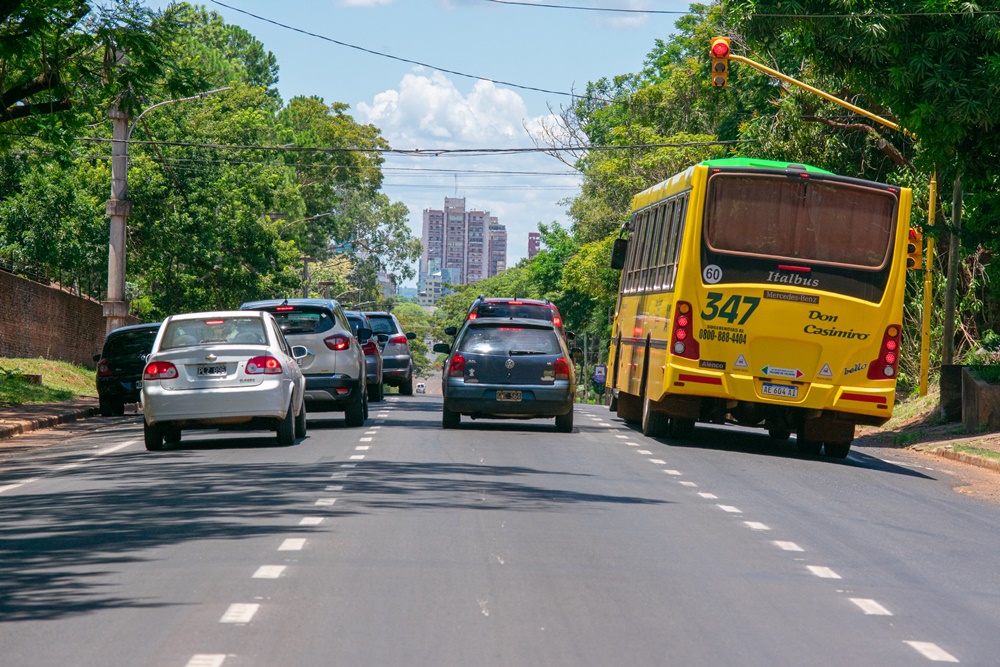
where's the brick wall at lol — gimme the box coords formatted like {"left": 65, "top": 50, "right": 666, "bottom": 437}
{"left": 0, "top": 271, "right": 139, "bottom": 367}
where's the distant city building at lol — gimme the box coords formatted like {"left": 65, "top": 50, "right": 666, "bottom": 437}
{"left": 417, "top": 271, "right": 445, "bottom": 307}
{"left": 420, "top": 197, "right": 506, "bottom": 287}
{"left": 528, "top": 232, "right": 541, "bottom": 259}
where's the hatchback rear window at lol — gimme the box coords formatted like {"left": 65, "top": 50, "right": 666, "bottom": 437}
{"left": 264, "top": 308, "right": 334, "bottom": 335}
{"left": 161, "top": 317, "right": 266, "bottom": 349}
{"left": 104, "top": 329, "right": 159, "bottom": 357}
{"left": 473, "top": 303, "right": 555, "bottom": 322}
{"left": 459, "top": 326, "right": 561, "bottom": 355}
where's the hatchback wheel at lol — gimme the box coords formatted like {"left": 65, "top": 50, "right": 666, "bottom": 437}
{"left": 399, "top": 376, "right": 414, "bottom": 396}
{"left": 100, "top": 397, "right": 125, "bottom": 417}
{"left": 276, "top": 401, "right": 296, "bottom": 446}
{"left": 144, "top": 420, "right": 164, "bottom": 451}
{"left": 345, "top": 388, "right": 365, "bottom": 427}
{"left": 555, "top": 409, "right": 574, "bottom": 433}
{"left": 369, "top": 381, "right": 384, "bottom": 402}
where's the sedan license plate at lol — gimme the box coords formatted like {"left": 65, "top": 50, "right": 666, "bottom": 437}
{"left": 197, "top": 364, "right": 227, "bottom": 377}
{"left": 762, "top": 382, "right": 798, "bottom": 399}
{"left": 496, "top": 390, "right": 522, "bottom": 402}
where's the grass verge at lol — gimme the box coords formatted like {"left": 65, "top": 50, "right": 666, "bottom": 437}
{"left": 0, "top": 358, "right": 97, "bottom": 405}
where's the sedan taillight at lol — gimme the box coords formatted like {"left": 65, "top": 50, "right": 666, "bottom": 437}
{"left": 96, "top": 360, "right": 112, "bottom": 377}
{"left": 246, "top": 356, "right": 283, "bottom": 374}
{"left": 324, "top": 334, "right": 352, "bottom": 351}
{"left": 448, "top": 352, "right": 466, "bottom": 377}
{"left": 143, "top": 361, "right": 178, "bottom": 381}
{"left": 554, "top": 356, "right": 570, "bottom": 381}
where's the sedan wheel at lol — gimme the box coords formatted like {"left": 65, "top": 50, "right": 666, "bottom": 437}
{"left": 276, "top": 401, "right": 296, "bottom": 446}
{"left": 144, "top": 420, "right": 164, "bottom": 451}
{"left": 294, "top": 401, "right": 307, "bottom": 439}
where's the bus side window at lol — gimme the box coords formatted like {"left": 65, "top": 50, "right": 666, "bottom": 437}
{"left": 640, "top": 206, "right": 660, "bottom": 293}
{"left": 665, "top": 196, "right": 687, "bottom": 291}
{"left": 655, "top": 200, "right": 675, "bottom": 289}
{"left": 624, "top": 212, "right": 645, "bottom": 293}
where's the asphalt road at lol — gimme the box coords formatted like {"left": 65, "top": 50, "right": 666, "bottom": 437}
{"left": 1, "top": 396, "right": 998, "bottom": 666}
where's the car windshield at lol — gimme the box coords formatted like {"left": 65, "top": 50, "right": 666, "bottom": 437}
{"left": 458, "top": 326, "right": 560, "bottom": 355}
{"left": 161, "top": 317, "right": 266, "bottom": 349}
{"left": 475, "top": 303, "right": 554, "bottom": 322}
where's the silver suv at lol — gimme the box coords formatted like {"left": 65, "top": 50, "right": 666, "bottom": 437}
{"left": 363, "top": 311, "right": 416, "bottom": 395}
{"left": 241, "top": 298, "right": 369, "bottom": 426}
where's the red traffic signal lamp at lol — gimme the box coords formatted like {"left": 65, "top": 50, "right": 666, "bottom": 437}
{"left": 710, "top": 37, "right": 731, "bottom": 87}
{"left": 906, "top": 227, "right": 923, "bottom": 270}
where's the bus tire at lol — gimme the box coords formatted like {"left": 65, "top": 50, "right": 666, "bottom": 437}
{"left": 824, "top": 440, "right": 852, "bottom": 458}
{"left": 795, "top": 430, "right": 822, "bottom": 456}
{"left": 768, "top": 428, "right": 791, "bottom": 441}
{"left": 642, "top": 397, "right": 669, "bottom": 438}
{"left": 616, "top": 392, "right": 642, "bottom": 424}
{"left": 670, "top": 418, "right": 695, "bottom": 439}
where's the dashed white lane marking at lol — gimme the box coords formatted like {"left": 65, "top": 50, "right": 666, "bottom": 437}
{"left": 253, "top": 565, "right": 286, "bottom": 579}
{"left": 807, "top": 566, "right": 841, "bottom": 579}
{"left": 637, "top": 450, "right": 653, "bottom": 455}
{"left": 359, "top": 438, "right": 373, "bottom": 443}
{"left": 745, "top": 522, "right": 770, "bottom": 530}
{"left": 850, "top": 598, "right": 892, "bottom": 616}
{"left": 315, "top": 498, "right": 337, "bottom": 507}
{"left": 774, "top": 541, "right": 804, "bottom": 552}
{"left": 355, "top": 445, "right": 371, "bottom": 450}
{"left": 615, "top": 435, "right": 629, "bottom": 439}
{"left": 718, "top": 505, "right": 742, "bottom": 514}
{"left": 349, "top": 454, "right": 366, "bottom": 460}
{"left": 664, "top": 469, "right": 682, "bottom": 476}
{"left": 220, "top": 603, "right": 259, "bottom": 623}
{"left": 1, "top": 441, "right": 137, "bottom": 494}
{"left": 679, "top": 481, "right": 698, "bottom": 487}
{"left": 698, "top": 492, "right": 718, "bottom": 499}
{"left": 326, "top": 485, "right": 344, "bottom": 491}
{"left": 370, "top": 425, "right": 381, "bottom": 430}
{"left": 364, "top": 430, "right": 377, "bottom": 435}
{"left": 186, "top": 655, "right": 226, "bottom": 667}
{"left": 330, "top": 473, "right": 348, "bottom": 479}
{"left": 648, "top": 458, "right": 667, "bottom": 465}
{"left": 339, "top": 463, "right": 356, "bottom": 468}
{"left": 278, "top": 538, "right": 306, "bottom": 551}
{"left": 625, "top": 442, "right": 640, "bottom": 447}
{"left": 598, "top": 422, "right": 612, "bottom": 427}
{"left": 299, "top": 517, "right": 324, "bottom": 526}
{"left": 903, "top": 641, "right": 959, "bottom": 662}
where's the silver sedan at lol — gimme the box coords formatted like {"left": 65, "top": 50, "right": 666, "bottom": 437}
{"left": 140, "top": 310, "right": 307, "bottom": 451}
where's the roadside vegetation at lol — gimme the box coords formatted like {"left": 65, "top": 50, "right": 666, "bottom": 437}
{"left": 0, "top": 359, "right": 97, "bottom": 405}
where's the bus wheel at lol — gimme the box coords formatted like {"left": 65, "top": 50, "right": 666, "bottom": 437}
{"left": 768, "top": 428, "right": 791, "bottom": 441}
{"left": 642, "top": 397, "right": 669, "bottom": 438}
{"left": 616, "top": 392, "right": 642, "bottom": 424}
{"left": 670, "top": 418, "right": 695, "bottom": 439}
{"left": 824, "top": 440, "right": 852, "bottom": 458}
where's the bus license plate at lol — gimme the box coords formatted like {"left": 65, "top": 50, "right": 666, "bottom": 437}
{"left": 197, "top": 364, "right": 227, "bottom": 377}
{"left": 497, "top": 390, "right": 522, "bottom": 402}
{"left": 762, "top": 383, "right": 798, "bottom": 399}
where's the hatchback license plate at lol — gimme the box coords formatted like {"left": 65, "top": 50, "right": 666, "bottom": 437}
{"left": 762, "top": 383, "right": 798, "bottom": 398}
{"left": 197, "top": 364, "right": 227, "bottom": 377}
{"left": 496, "top": 390, "right": 522, "bottom": 402}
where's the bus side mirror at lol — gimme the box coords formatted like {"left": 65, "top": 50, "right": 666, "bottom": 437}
{"left": 610, "top": 238, "right": 628, "bottom": 270}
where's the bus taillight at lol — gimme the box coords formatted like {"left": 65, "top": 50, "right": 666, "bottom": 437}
{"left": 867, "top": 325, "right": 902, "bottom": 379}
{"left": 671, "top": 302, "right": 700, "bottom": 359}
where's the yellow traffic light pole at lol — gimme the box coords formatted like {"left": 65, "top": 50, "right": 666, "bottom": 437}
{"left": 720, "top": 48, "right": 934, "bottom": 395}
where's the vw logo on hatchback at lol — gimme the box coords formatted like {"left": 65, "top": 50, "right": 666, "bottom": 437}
{"left": 505, "top": 359, "right": 515, "bottom": 369}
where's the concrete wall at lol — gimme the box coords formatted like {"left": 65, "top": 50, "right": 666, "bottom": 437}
{"left": 0, "top": 271, "right": 137, "bottom": 367}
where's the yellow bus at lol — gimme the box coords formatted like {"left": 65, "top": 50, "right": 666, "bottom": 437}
{"left": 606, "top": 157, "right": 913, "bottom": 458}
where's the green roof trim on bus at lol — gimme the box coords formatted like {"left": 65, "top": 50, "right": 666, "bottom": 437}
{"left": 700, "top": 157, "right": 834, "bottom": 174}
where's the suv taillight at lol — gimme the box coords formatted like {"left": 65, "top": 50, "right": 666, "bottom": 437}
{"left": 97, "top": 360, "right": 112, "bottom": 377}
{"left": 448, "top": 352, "right": 466, "bottom": 377}
{"left": 554, "top": 356, "right": 570, "bottom": 380}
{"left": 670, "top": 301, "right": 700, "bottom": 359}
{"left": 467, "top": 312, "right": 478, "bottom": 320}
{"left": 143, "top": 361, "right": 178, "bottom": 381}
{"left": 246, "top": 356, "right": 282, "bottom": 374}
{"left": 361, "top": 340, "right": 378, "bottom": 355}
{"left": 388, "top": 334, "right": 408, "bottom": 345}
{"left": 867, "top": 325, "right": 902, "bottom": 379}
{"left": 324, "top": 334, "right": 352, "bottom": 351}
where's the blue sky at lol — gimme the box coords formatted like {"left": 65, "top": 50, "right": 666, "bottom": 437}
{"left": 149, "top": 1, "right": 694, "bottom": 285}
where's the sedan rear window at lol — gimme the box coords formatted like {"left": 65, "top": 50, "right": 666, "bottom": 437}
{"left": 459, "top": 326, "right": 561, "bottom": 355}
{"left": 161, "top": 317, "right": 266, "bottom": 349}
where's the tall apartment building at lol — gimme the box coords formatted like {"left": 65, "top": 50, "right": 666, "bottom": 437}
{"left": 420, "top": 197, "right": 506, "bottom": 287}
{"left": 528, "top": 232, "right": 541, "bottom": 259}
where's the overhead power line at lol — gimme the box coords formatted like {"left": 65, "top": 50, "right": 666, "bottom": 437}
{"left": 209, "top": 0, "right": 578, "bottom": 99}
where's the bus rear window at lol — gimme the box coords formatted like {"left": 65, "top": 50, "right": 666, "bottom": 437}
{"left": 704, "top": 175, "right": 897, "bottom": 270}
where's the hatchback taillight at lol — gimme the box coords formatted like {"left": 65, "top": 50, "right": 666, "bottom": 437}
{"left": 552, "top": 315, "right": 562, "bottom": 328}
{"left": 97, "top": 360, "right": 112, "bottom": 377}
{"left": 467, "top": 312, "right": 478, "bottom": 320}
{"left": 670, "top": 301, "right": 700, "bottom": 359}
{"left": 554, "top": 356, "right": 570, "bottom": 381}
{"left": 324, "top": 334, "right": 352, "bottom": 351}
{"left": 361, "top": 340, "right": 378, "bottom": 355}
{"left": 143, "top": 361, "right": 178, "bottom": 381}
{"left": 867, "top": 325, "right": 902, "bottom": 380}
{"left": 389, "top": 334, "right": 409, "bottom": 345}
{"left": 246, "top": 356, "right": 283, "bottom": 374}
{"left": 448, "top": 352, "right": 466, "bottom": 377}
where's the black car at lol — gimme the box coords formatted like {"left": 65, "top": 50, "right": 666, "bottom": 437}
{"left": 433, "top": 317, "right": 579, "bottom": 432}
{"left": 93, "top": 322, "right": 161, "bottom": 416}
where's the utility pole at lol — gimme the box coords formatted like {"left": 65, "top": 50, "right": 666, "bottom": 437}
{"left": 104, "top": 106, "right": 132, "bottom": 335}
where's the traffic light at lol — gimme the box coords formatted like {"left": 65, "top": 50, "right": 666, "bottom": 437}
{"left": 710, "top": 36, "right": 731, "bottom": 87}
{"left": 906, "top": 227, "right": 923, "bottom": 270}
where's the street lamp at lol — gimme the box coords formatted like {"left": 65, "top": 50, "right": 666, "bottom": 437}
{"left": 103, "top": 87, "right": 230, "bottom": 335}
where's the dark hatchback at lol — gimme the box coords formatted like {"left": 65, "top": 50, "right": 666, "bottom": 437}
{"left": 93, "top": 322, "right": 161, "bottom": 416}
{"left": 433, "top": 317, "right": 578, "bottom": 432}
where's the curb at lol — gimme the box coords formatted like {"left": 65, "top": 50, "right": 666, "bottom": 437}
{"left": 0, "top": 407, "right": 98, "bottom": 441}
{"left": 923, "top": 446, "right": 1000, "bottom": 473}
